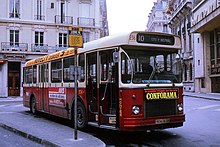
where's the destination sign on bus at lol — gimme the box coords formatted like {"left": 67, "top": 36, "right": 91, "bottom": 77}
{"left": 137, "top": 33, "right": 175, "bottom": 45}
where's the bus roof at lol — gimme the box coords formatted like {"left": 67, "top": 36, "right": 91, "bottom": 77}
{"left": 80, "top": 31, "right": 181, "bottom": 53}
{"left": 25, "top": 31, "right": 181, "bottom": 67}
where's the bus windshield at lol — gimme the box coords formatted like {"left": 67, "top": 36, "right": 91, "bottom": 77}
{"left": 121, "top": 48, "right": 182, "bottom": 84}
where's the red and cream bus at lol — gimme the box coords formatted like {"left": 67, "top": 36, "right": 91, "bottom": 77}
{"left": 23, "top": 31, "right": 185, "bottom": 131}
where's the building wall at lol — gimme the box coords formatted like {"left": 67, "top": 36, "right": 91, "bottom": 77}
{"left": 191, "top": 0, "right": 220, "bottom": 93}
{"left": 147, "top": 0, "right": 170, "bottom": 33}
{"left": 0, "top": 0, "right": 109, "bottom": 97}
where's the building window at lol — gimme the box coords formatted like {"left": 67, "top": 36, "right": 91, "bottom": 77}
{"left": 217, "top": 31, "right": 220, "bottom": 64}
{"left": 35, "top": 0, "right": 45, "bottom": 20}
{"left": 210, "top": 30, "right": 220, "bottom": 67}
{"left": 60, "top": 1, "right": 65, "bottom": 23}
{"left": 35, "top": 32, "right": 44, "bottom": 46}
{"left": 201, "top": 78, "right": 205, "bottom": 88}
{"left": 184, "top": 63, "right": 187, "bottom": 81}
{"left": 59, "top": 33, "right": 68, "bottom": 47}
{"left": 163, "top": 24, "right": 168, "bottom": 33}
{"left": 10, "top": 30, "right": 19, "bottom": 46}
{"left": 189, "top": 63, "right": 192, "bottom": 81}
{"left": 9, "top": 0, "right": 20, "bottom": 18}
{"left": 83, "top": 32, "right": 90, "bottom": 43}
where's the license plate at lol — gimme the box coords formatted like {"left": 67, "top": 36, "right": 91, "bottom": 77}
{"left": 155, "top": 118, "right": 170, "bottom": 124}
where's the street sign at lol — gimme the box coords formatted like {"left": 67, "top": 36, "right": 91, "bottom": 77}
{"left": 68, "top": 27, "right": 83, "bottom": 48}
{"left": 69, "top": 35, "right": 83, "bottom": 47}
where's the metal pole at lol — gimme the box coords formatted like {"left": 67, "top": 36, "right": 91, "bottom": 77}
{"left": 74, "top": 47, "right": 78, "bottom": 140}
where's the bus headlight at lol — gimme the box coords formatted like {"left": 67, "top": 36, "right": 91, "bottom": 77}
{"left": 177, "top": 103, "right": 183, "bottom": 112}
{"left": 132, "top": 106, "right": 140, "bottom": 115}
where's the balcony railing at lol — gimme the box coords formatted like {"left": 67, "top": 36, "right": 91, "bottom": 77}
{"left": 9, "top": 13, "right": 20, "bottom": 18}
{"left": 34, "top": 15, "right": 45, "bottom": 21}
{"left": 31, "top": 44, "right": 49, "bottom": 52}
{"left": 1, "top": 42, "right": 28, "bottom": 51}
{"left": 54, "top": 45, "right": 68, "bottom": 52}
{"left": 55, "top": 15, "right": 73, "bottom": 25}
{"left": 78, "top": 17, "right": 95, "bottom": 27}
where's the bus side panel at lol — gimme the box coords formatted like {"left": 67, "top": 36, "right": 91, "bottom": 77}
{"left": 23, "top": 87, "right": 40, "bottom": 110}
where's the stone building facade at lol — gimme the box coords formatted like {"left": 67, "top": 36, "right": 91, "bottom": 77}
{"left": 0, "top": 0, "right": 109, "bottom": 97}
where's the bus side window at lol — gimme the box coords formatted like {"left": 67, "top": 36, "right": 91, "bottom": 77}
{"left": 51, "top": 59, "right": 62, "bottom": 83}
{"left": 79, "top": 54, "right": 85, "bottom": 82}
{"left": 33, "top": 65, "right": 37, "bottom": 83}
{"left": 63, "top": 56, "right": 74, "bottom": 82}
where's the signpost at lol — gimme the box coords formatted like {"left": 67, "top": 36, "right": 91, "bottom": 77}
{"left": 68, "top": 27, "right": 83, "bottom": 140}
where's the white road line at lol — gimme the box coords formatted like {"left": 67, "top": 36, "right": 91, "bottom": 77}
{"left": 197, "top": 105, "right": 220, "bottom": 110}
{"left": 215, "top": 108, "right": 220, "bottom": 111}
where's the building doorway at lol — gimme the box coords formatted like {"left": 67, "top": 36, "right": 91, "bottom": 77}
{"left": 8, "top": 62, "right": 21, "bottom": 96}
{"left": 211, "top": 77, "right": 220, "bottom": 93}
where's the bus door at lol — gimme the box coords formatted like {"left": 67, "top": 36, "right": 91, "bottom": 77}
{"left": 86, "top": 52, "right": 99, "bottom": 123}
{"left": 99, "top": 49, "right": 119, "bottom": 128}
{"left": 39, "top": 64, "right": 49, "bottom": 112}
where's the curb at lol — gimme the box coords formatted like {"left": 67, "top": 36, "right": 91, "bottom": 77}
{"left": 183, "top": 93, "right": 220, "bottom": 101}
{"left": 0, "top": 123, "right": 59, "bottom": 147}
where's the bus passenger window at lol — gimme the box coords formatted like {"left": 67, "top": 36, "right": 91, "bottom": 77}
{"left": 25, "top": 67, "right": 33, "bottom": 84}
{"left": 63, "top": 56, "right": 74, "bottom": 82}
{"left": 79, "top": 54, "right": 85, "bottom": 82}
{"left": 51, "top": 59, "right": 62, "bottom": 82}
{"left": 33, "top": 65, "right": 37, "bottom": 83}
{"left": 44, "top": 64, "right": 49, "bottom": 82}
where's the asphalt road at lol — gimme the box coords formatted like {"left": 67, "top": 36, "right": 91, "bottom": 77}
{"left": 0, "top": 101, "right": 43, "bottom": 147}
{"left": 85, "top": 96, "right": 220, "bottom": 146}
{"left": 0, "top": 97, "right": 220, "bottom": 147}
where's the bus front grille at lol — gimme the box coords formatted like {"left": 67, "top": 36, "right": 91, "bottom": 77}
{"left": 145, "top": 100, "right": 177, "bottom": 117}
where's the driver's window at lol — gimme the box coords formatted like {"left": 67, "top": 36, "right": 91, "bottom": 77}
{"left": 121, "top": 52, "right": 131, "bottom": 83}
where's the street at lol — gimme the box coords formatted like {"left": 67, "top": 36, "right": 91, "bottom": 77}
{"left": 0, "top": 97, "right": 220, "bottom": 146}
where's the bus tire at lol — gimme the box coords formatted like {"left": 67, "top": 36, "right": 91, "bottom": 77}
{"left": 30, "top": 96, "right": 37, "bottom": 114}
{"left": 72, "top": 101, "right": 87, "bottom": 129}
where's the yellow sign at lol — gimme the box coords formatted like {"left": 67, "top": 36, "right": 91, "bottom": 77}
{"left": 69, "top": 35, "right": 83, "bottom": 47}
{"left": 145, "top": 89, "right": 178, "bottom": 100}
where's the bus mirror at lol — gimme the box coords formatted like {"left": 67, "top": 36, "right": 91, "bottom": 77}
{"left": 113, "top": 51, "right": 119, "bottom": 63}
{"left": 175, "top": 54, "right": 181, "bottom": 61}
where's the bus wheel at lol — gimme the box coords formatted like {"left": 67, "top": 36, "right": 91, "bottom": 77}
{"left": 30, "top": 97, "right": 37, "bottom": 114}
{"left": 72, "top": 101, "right": 87, "bottom": 129}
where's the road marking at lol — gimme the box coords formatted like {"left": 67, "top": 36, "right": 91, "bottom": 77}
{"left": 215, "top": 108, "right": 220, "bottom": 112}
{"left": 11, "top": 104, "right": 23, "bottom": 107}
{"left": 197, "top": 105, "right": 220, "bottom": 110}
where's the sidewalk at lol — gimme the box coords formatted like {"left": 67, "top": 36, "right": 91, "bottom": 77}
{"left": 0, "top": 97, "right": 23, "bottom": 102}
{"left": 184, "top": 92, "right": 220, "bottom": 101}
{"left": 0, "top": 97, "right": 105, "bottom": 147}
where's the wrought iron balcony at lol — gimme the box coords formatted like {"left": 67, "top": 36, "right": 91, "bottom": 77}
{"left": 55, "top": 15, "right": 73, "bottom": 25}
{"left": 1, "top": 42, "right": 28, "bottom": 51}
{"left": 9, "top": 13, "right": 20, "bottom": 18}
{"left": 34, "top": 15, "right": 45, "bottom": 21}
{"left": 31, "top": 44, "right": 49, "bottom": 52}
{"left": 78, "top": 17, "right": 95, "bottom": 27}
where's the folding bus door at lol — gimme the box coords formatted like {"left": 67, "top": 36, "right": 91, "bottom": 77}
{"left": 39, "top": 64, "right": 49, "bottom": 112}
{"left": 99, "top": 49, "right": 119, "bottom": 129}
